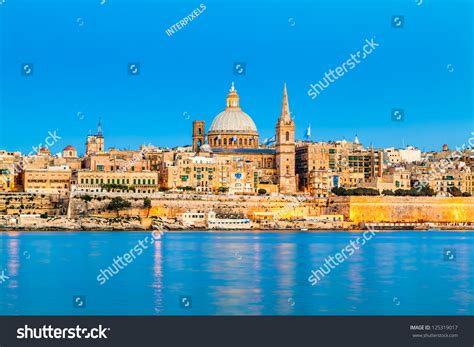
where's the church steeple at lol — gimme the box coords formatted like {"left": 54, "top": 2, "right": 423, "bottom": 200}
{"left": 275, "top": 82, "right": 296, "bottom": 194}
{"left": 226, "top": 82, "right": 241, "bottom": 110}
{"left": 279, "top": 83, "right": 291, "bottom": 123}
{"left": 97, "top": 119, "right": 103, "bottom": 137}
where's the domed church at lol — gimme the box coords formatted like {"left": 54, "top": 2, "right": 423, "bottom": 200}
{"left": 191, "top": 82, "right": 297, "bottom": 194}
{"left": 206, "top": 82, "right": 259, "bottom": 149}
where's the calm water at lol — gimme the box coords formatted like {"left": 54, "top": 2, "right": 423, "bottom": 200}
{"left": 0, "top": 231, "right": 472, "bottom": 315}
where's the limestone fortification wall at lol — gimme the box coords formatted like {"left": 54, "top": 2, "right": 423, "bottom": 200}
{"left": 327, "top": 196, "right": 474, "bottom": 223}
{"left": 51, "top": 193, "right": 474, "bottom": 223}
{"left": 69, "top": 193, "right": 326, "bottom": 220}
{"left": 0, "top": 193, "right": 62, "bottom": 215}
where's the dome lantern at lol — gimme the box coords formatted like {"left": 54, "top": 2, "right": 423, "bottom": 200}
{"left": 226, "top": 82, "right": 241, "bottom": 110}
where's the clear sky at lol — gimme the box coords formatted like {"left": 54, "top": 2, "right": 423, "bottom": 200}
{"left": 0, "top": 0, "right": 472, "bottom": 155}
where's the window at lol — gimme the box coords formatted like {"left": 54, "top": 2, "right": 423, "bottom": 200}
{"left": 239, "top": 138, "right": 242, "bottom": 145}
{"left": 286, "top": 131, "right": 290, "bottom": 141}
{"left": 198, "top": 128, "right": 202, "bottom": 135}
{"left": 224, "top": 138, "right": 227, "bottom": 145}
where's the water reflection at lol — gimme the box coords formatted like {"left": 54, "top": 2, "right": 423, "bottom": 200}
{"left": 0, "top": 231, "right": 472, "bottom": 315}
{"left": 7, "top": 235, "right": 19, "bottom": 289}
{"left": 152, "top": 240, "right": 163, "bottom": 314}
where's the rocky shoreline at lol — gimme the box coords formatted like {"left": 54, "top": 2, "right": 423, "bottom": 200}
{"left": 2, "top": 194, "right": 474, "bottom": 232}
{"left": 0, "top": 215, "right": 473, "bottom": 232}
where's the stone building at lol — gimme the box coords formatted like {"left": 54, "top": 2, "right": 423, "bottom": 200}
{"left": 0, "top": 151, "right": 20, "bottom": 192}
{"left": 361, "top": 167, "right": 411, "bottom": 192}
{"left": 163, "top": 155, "right": 217, "bottom": 193}
{"left": 0, "top": 164, "right": 15, "bottom": 192}
{"left": 412, "top": 165, "right": 473, "bottom": 196}
{"left": 162, "top": 153, "right": 256, "bottom": 194}
{"left": 295, "top": 139, "right": 379, "bottom": 193}
{"left": 62, "top": 145, "right": 78, "bottom": 159}
{"left": 348, "top": 149, "right": 383, "bottom": 180}
{"left": 84, "top": 146, "right": 148, "bottom": 173}
{"left": 23, "top": 165, "right": 71, "bottom": 195}
{"left": 72, "top": 170, "right": 159, "bottom": 194}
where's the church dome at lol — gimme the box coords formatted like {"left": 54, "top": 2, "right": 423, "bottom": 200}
{"left": 209, "top": 109, "right": 257, "bottom": 134}
{"left": 208, "top": 82, "right": 258, "bottom": 135}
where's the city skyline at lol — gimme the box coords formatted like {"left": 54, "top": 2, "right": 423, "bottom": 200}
{"left": 0, "top": 107, "right": 469, "bottom": 157}
{"left": 0, "top": 94, "right": 466, "bottom": 157}
{"left": 0, "top": 0, "right": 472, "bottom": 153}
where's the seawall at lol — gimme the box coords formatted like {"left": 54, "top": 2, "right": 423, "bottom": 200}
{"left": 327, "top": 196, "right": 474, "bottom": 223}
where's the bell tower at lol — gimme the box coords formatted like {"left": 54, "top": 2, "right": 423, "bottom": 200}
{"left": 192, "top": 120, "right": 205, "bottom": 152}
{"left": 86, "top": 119, "right": 105, "bottom": 156}
{"left": 276, "top": 83, "right": 296, "bottom": 194}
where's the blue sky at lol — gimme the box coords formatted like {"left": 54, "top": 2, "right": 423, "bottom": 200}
{"left": 0, "top": 0, "right": 472, "bottom": 154}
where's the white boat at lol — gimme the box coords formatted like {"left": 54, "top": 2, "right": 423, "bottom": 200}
{"left": 206, "top": 211, "right": 251, "bottom": 230}
{"left": 179, "top": 211, "right": 206, "bottom": 227}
